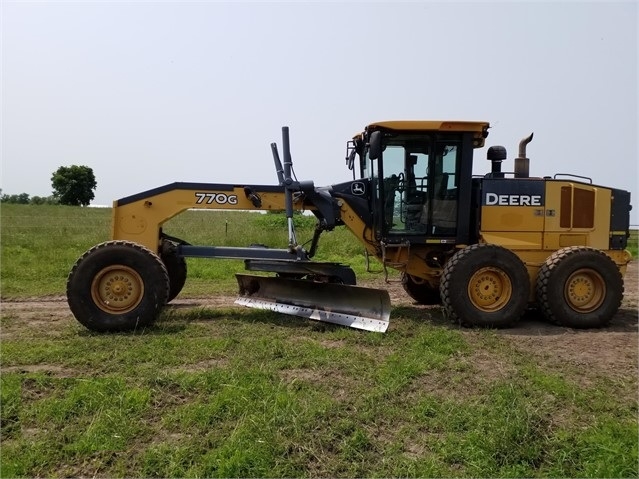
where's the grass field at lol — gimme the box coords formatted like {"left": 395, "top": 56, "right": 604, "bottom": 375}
{"left": 0, "top": 204, "right": 392, "bottom": 298}
{"left": 1, "top": 204, "right": 637, "bottom": 478}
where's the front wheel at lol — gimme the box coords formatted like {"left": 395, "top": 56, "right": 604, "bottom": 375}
{"left": 440, "top": 244, "right": 530, "bottom": 328}
{"left": 160, "top": 237, "right": 188, "bottom": 303}
{"left": 536, "top": 247, "right": 623, "bottom": 328}
{"left": 67, "top": 240, "right": 170, "bottom": 332}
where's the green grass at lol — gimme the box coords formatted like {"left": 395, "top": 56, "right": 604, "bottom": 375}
{"left": 1, "top": 205, "right": 111, "bottom": 296}
{"left": 0, "top": 204, "right": 637, "bottom": 478}
{"left": 628, "top": 228, "right": 638, "bottom": 258}
{"left": 0, "top": 205, "right": 389, "bottom": 297}
{"left": 1, "top": 312, "right": 637, "bottom": 478}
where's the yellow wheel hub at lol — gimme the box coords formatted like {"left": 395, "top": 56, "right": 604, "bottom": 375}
{"left": 564, "top": 268, "right": 605, "bottom": 313}
{"left": 91, "top": 265, "right": 144, "bottom": 314}
{"left": 468, "top": 267, "right": 512, "bottom": 312}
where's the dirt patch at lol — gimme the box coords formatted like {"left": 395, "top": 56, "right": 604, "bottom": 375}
{"left": 2, "top": 264, "right": 637, "bottom": 384}
{"left": 168, "top": 358, "right": 230, "bottom": 374}
{"left": 386, "top": 262, "right": 638, "bottom": 391}
{"left": 499, "top": 261, "right": 637, "bottom": 387}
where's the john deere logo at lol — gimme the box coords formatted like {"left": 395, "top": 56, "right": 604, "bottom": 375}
{"left": 351, "top": 182, "right": 366, "bottom": 195}
{"left": 484, "top": 193, "right": 542, "bottom": 206}
{"left": 482, "top": 179, "right": 545, "bottom": 206}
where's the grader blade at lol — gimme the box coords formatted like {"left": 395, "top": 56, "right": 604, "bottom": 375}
{"left": 235, "top": 274, "right": 391, "bottom": 332}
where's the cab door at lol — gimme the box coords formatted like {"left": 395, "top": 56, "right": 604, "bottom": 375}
{"left": 365, "top": 130, "right": 475, "bottom": 244}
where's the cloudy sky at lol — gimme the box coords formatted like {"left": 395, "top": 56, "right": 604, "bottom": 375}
{"left": 2, "top": 1, "right": 637, "bottom": 223}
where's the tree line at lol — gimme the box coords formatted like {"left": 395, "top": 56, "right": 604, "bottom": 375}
{"left": 1, "top": 165, "right": 97, "bottom": 206}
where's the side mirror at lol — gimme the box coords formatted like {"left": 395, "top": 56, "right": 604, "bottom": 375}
{"left": 369, "top": 131, "right": 382, "bottom": 160}
{"left": 346, "top": 147, "right": 356, "bottom": 170}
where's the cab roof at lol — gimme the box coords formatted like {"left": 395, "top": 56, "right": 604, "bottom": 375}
{"left": 367, "top": 120, "right": 489, "bottom": 133}
{"left": 365, "top": 120, "right": 490, "bottom": 147}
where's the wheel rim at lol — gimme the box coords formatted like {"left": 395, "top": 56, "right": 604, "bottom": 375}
{"left": 467, "top": 266, "right": 512, "bottom": 312}
{"left": 564, "top": 268, "right": 605, "bottom": 313}
{"left": 91, "top": 265, "right": 144, "bottom": 314}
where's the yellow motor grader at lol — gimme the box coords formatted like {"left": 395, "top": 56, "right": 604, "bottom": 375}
{"left": 66, "top": 121, "right": 632, "bottom": 333}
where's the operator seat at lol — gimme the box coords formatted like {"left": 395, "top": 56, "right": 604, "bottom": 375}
{"left": 405, "top": 155, "right": 426, "bottom": 229}
{"left": 421, "top": 173, "right": 457, "bottom": 234}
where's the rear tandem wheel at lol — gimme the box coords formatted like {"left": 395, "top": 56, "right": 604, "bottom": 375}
{"left": 66, "top": 240, "right": 170, "bottom": 332}
{"left": 535, "top": 246, "right": 624, "bottom": 328}
{"left": 440, "top": 244, "right": 530, "bottom": 328}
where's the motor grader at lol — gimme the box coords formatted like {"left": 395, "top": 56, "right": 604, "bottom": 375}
{"left": 66, "top": 121, "right": 632, "bottom": 333}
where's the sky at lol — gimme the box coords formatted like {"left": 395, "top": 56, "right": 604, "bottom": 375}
{"left": 2, "top": 1, "right": 637, "bottom": 224}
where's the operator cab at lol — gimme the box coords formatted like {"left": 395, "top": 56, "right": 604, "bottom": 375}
{"left": 348, "top": 121, "right": 489, "bottom": 244}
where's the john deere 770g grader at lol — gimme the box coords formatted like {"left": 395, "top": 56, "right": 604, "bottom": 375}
{"left": 66, "top": 121, "right": 633, "bottom": 333}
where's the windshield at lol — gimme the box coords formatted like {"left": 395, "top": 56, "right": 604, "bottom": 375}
{"left": 362, "top": 130, "right": 463, "bottom": 236}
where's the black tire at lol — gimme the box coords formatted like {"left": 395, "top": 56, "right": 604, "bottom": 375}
{"left": 160, "top": 239, "right": 188, "bottom": 303}
{"left": 440, "top": 244, "right": 530, "bottom": 328}
{"left": 66, "top": 240, "right": 170, "bottom": 332}
{"left": 536, "top": 246, "right": 623, "bottom": 328}
{"left": 401, "top": 273, "right": 442, "bottom": 305}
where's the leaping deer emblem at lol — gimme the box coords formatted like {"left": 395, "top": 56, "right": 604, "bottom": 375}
{"left": 351, "top": 182, "right": 365, "bottom": 195}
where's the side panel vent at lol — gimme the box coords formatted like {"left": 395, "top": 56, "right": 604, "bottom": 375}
{"left": 560, "top": 186, "right": 594, "bottom": 229}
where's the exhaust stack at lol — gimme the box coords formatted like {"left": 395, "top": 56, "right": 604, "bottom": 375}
{"left": 514, "top": 133, "right": 534, "bottom": 178}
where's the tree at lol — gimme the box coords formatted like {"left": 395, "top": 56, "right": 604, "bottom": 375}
{"left": 1, "top": 192, "right": 30, "bottom": 204}
{"left": 30, "top": 195, "right": 59, "bottom": 205}
{"left": 51, "top": 165, "right": 97, "bottom": 206}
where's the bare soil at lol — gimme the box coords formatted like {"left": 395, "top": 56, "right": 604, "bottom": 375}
{"left": 2, "top": 263, "right": 637, "bottom": 380}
